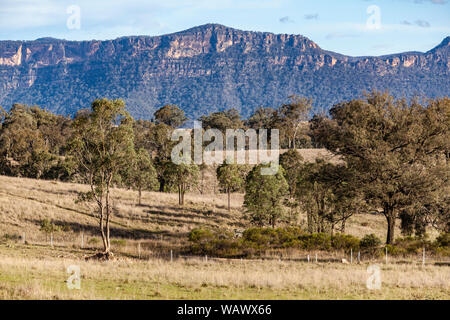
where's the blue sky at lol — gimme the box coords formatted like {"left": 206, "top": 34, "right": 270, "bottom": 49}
{"left": 0, "top": 0, "right": 449, "bottom": 56}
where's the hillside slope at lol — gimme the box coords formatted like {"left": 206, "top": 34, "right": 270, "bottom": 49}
{"left": 0, "top": 174, "right": 394, "bottom": 250}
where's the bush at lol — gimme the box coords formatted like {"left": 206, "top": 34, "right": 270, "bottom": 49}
{"left": 360, "top": 234, "right": 381, "bottom": 250}
{"left": 187, "top": 228, "right": 448, "bottom": 259}
{"left": 436, "top": 246, "right": 450, "bottom": 257}
{"left": 188, "top": 228, "right": 241, "bottom": 257}
{"left": 242, "top": 227, "right": 303, "bottom": 248}
{"left": 435, "top": 233, "right": 450, "bottom": 248}
{"left": 331, "top": 234, "right": 360, "bottom": 251}
{"left": 395, "top": 236, "right": 431, "bottom": 254}
{"left": 2, "top": 233, "right": 22, "bottom": 242}
{"left": 385, "top": 244, "right": 406, "bottom": 256}
{"left": 189, "top": 229, "right": 215, "bottom": 243}
{"left": 299, "top": 233, "right": 332, "bottom": 250}
{"left": 242, "top": 228, "right": 279, "bottom": 247}
{"left": 276, "top": 226, "right": 303, "bottom": 245}
{"left": 40, "top": 219, "right": 61, "bottom": 234}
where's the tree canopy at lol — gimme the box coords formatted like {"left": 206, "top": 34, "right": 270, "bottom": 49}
{"left": 154, "top": 104, "right": 187, "bottom": 128}
{"left": 244, "top": 164, "right": 289, "bottom": 228}
{"left": 69, "top": 98, "right": 135, "bottom": 257}
{"left": 311, "top": 92, "right": 450, "bottom": 243}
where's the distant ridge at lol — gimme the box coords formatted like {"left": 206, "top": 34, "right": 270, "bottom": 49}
{"left": 0, "top": 24, "right": 448, "bottom": 119}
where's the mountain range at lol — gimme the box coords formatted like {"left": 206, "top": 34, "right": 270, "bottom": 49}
{"left": 0, "top": 24, "right": 448, "bottom": 120}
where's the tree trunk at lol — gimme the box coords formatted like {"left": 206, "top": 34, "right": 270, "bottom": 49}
{"left": 99, "top": 205, "right": 108, "bottom": 252}
{"left": 227, "top": 189, "right": 231, "bottom": 211}
{"left": 105, "top": 190, "right": 111, "bottom": 253}
{"left": 105, "top": 212, "right": 111, "bottom": 253}
{"left": 384, "top": 206, "right": 396, "bottom": 245}
{"left": 341, "top": 219, "right": 346, "bottom": 233}
{"left": 103, "top": 176, "right": 114, "bottom": 254}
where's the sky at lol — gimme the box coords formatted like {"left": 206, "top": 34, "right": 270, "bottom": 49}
{"left": 0, "top": 0, "right": 449, "bottom": 56}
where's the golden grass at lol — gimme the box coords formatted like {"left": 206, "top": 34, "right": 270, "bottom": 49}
{"left": 0, "top": 173, "right": 448, "bottom": 300}
{"left": 0, "top": 173, "right": 393, "bottom": 244}
{"left": 0, "top": 244, "right": 449, "bottom": 300}
{"left": 0, "top": 174, "right": 245, "bottom": 246}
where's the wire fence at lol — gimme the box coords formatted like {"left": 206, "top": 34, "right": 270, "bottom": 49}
{"left": 2, "top": 230, "right": 449, "bottom": 266}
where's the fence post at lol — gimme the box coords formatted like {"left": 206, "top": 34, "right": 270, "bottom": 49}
{"left": 138, "top": 242, "right": 141, "bottom": 259}
{"left": 205, "top": 255, "right": 208, "bottom": 263}
{"left": 22, "top": 232, "right": 26, "bottom": 244}
{"left": 307, "top": 255, "right": 310, "bottom": 263}
{"left": 315, "top": 253, "right": 318, "bottom": 263}
{"left": 358, "top": 251, "right": 361, "bottom": 264}
{"left": 422, "top": 247, "right": 425, "bottom": 266}
{"left": 385, "top": 247, "right": 388, "bottom": 264}
{"left": 170, "top": 250, "right": 173, "bottom": 262}
{"left": 81, "top": 232, "right": 84, "bottom": 249}
{"left": 350, "top": 248, "right": 353, "bottom": 264}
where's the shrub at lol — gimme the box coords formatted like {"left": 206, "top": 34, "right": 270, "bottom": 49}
{"left": 299, "top": 233, "right": 332, "bottom": 250}
{"left": 188, "top": 228, "right": 242, "bottom": 257}
{"left": 2, "top": 233, "right": 22, "bottom": 242}
{"left": 186, "top": 227, "right": 447, "bottom": 259}
{"left": 242, "top": 228, "right": 279, "bottom": 247}
{"left": 395, "top": 236, "right": 431, "bottom": 254}
{"left": 435, "top": 233, "right": 450, "bottom": 248}
{"left": 40, "top": 219, "right": 61, "bottom": 234}
{"left": 331, "top": 233, "right": 360, "bottom": 251}
{"left": 60, "top": 224, "right": 72, "bottom": 232}
{"left": 359, "top": 234, "right": 382, "bottom": 257}
{"left": 385, "top": 244, "right": 406, "bottom": 256}
{"left": 360, "top": 234, "right": 381, "bottom": 250}
{"left": 276, "top": 226, "right": 303, "bottom": 244}
{"left": 436, "top": 246, "right": 450, "bottom": 257}
{"left": 211, "top": 238, "right": 243, "bottom": 257}
{"left": 189, "top": 229, "right": 215, "bottom": 243}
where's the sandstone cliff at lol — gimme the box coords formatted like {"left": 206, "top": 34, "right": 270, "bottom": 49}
{"left": 0, "top": 24, "right": 448, "bottom": 119}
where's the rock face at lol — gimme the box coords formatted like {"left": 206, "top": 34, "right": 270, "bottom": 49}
{"left": 0, "top": 24, "right": 448, "bottom": 119}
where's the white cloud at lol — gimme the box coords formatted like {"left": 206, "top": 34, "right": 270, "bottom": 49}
{"left": 304, "top": 13, "right": 319, "bottom": 20}
{"left": 279, "top": 16, "right": 294, "bottom": 24}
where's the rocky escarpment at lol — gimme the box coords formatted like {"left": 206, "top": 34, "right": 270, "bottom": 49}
{"left": 0, "top": 24, "right": 448, "bottom": 119}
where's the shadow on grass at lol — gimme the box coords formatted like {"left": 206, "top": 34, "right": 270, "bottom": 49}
{"left": 27, "top": 218, "right": 169, "bottom": 240}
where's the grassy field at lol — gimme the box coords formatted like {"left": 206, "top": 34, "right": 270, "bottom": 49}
{"left": 0, "top": 174, "right": 449, "bottom": 300}
{"left": 1, "top": 244, "right": 449, "bottom": 300}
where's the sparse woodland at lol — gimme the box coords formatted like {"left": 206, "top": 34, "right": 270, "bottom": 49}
{"left": 0, "top": 92, "right": 449, "bottom": 261}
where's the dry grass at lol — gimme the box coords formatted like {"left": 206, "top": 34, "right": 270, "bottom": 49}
{"left": 0, "top": 175, "right": 245, "bottom": 247}
{"left": 0, "top": 172, "right": 396, "bottom": 245}
{"left": 0, "top": 173, "right": 448, "bottom": 300}
{"left": 0, "top": 244, "right": 448, "bottom": 300}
